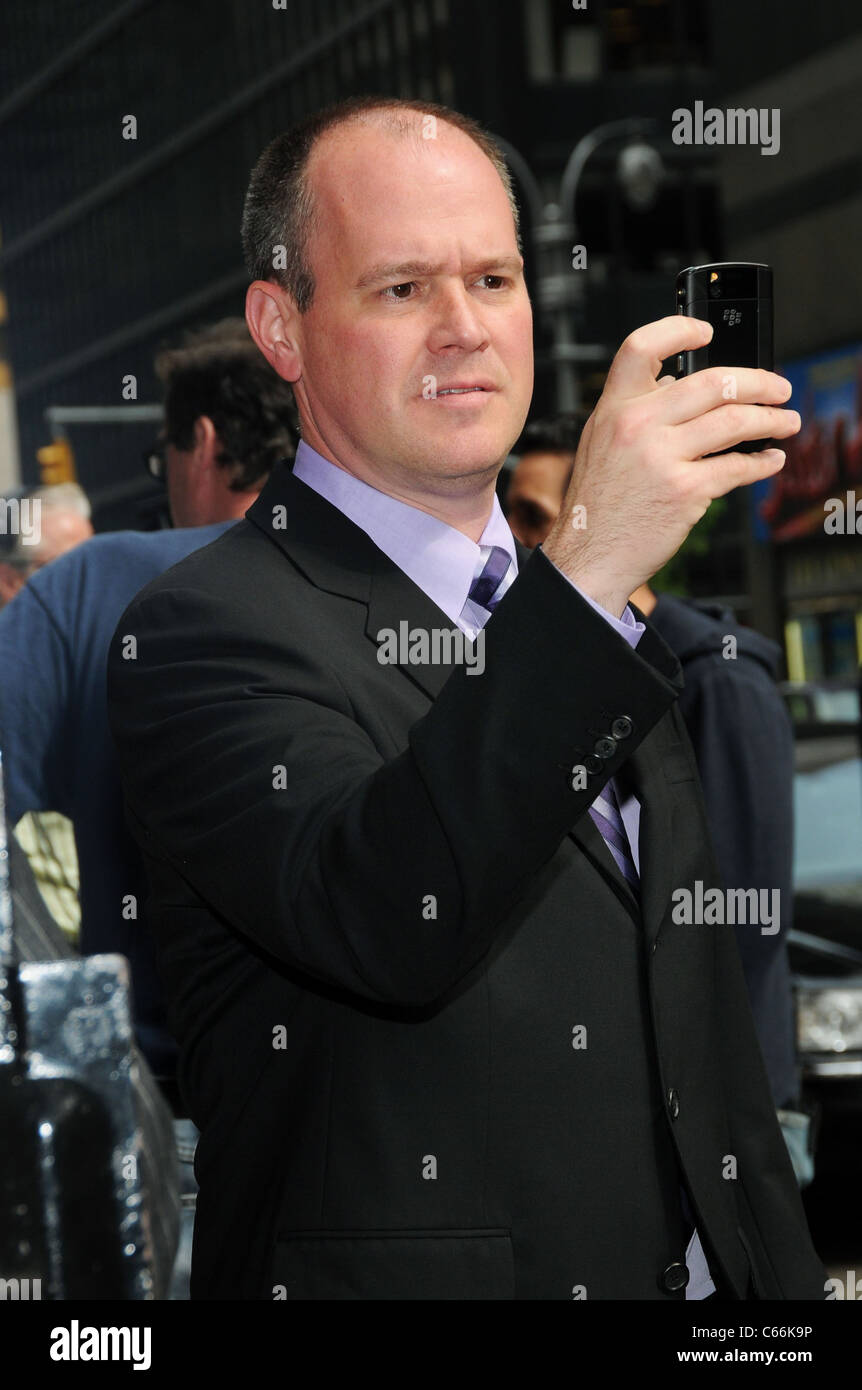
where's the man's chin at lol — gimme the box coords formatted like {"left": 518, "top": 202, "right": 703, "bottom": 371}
{"left": 408, "top": 448, "right": 507, "bottom": 486}
{"left": 405, "top": 430, "right": 514, "bottom": 479}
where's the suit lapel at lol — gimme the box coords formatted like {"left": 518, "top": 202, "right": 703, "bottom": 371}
{"left": 247, "top": 459, "right": 471, "bottom": 701}
{"left": 565, "top": 717, "right": 674, "bottom": 934}
{"left": 364, "top": 548, "right": 466, "bottom": 700}
{"left": 512, "top": 537, "right": 531, "bottom": 569}
{"left": 624, "top": 717, "right": 675, "bottom": 943}
{"left": 248, "top": 464, "right": 673, "bottom": 932}
{"left": 568, "top": 812, "right": 641, "bottom": 925}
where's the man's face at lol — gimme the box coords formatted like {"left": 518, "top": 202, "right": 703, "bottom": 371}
{"left": 291, "top": 119, "right": 534, "bottom": 496}
{"left": 34, "top": 508, "right": 93, "bottom": 565}
{"left": 0, "top": 506, "right": 93, "bottom": 607}
{"left": 505, "top": 450, "right": 574, "bottom": 549}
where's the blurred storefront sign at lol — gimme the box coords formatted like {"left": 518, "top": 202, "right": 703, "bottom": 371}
{"left": 752, "top": 341, "right": 862, "bottom": 543}
{"left": 781, "top": 542, "right": 862, "bottom": 682}
{"left": 748, "top": 340, "right": 862, "bottom": 681}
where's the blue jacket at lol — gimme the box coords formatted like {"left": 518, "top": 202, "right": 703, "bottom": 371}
{"left": 0, "top": 522, "right": 233, "bottom": 1077}
{"left": 648, "top": 594, "right": 797, "bottom": 1108}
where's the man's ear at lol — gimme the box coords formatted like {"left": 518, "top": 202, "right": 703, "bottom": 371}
{"left": 193, "top": 416, "right": 219, "bottom": 468}
{"left": 246, "top": 281, "right": 302, "bottom": 384}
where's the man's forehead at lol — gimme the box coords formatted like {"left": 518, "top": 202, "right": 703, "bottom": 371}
{"left": 305, "top": 123, "right": 517, "bottom": 277}
{"left": 308, "top": 117, "right": 506, "bottom": 215}
{"left": 311, "top": 111, "right": 470, "bottom": 160}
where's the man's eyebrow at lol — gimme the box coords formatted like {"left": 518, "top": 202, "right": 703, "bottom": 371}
{"left": 355, "top": 255, "right": 524, "bottom": 290}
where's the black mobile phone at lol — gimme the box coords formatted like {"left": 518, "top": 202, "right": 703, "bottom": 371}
{"left": 675, "top": 262, "right": 774, "bottom": 453}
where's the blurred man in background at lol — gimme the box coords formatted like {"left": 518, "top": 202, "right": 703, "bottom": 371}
{"left": 0, "top": 316, "right": 298, "bottom": 1296}
{"left": 628, "top": 578, "right": 806, "bottom": 1166}
{"left": 0, "top": 481, "right": 93, "bottom": 608}
{"left": 0, "top": 480, "right": 95, "bottom": 938}
{"left": 503, "top": 416, "right": 581, "bottom": 549}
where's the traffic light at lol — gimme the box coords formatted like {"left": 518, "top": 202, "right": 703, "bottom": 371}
{"left": 36, "top": 438, "right": 76, "bottom": 485}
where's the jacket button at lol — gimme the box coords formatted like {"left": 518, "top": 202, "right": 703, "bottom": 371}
{"left": 667, "top": 1087, "right": 680, "bottom": 1119}
{"left": 594, "top": 736, "right": 617, "bottom": 759}
{"left": 660, "top": 1261, "right": 690, "bottom": 1293}
{"left": 611, "top": 715, "right": 633, "bottom": 740}
{"left": 583, "top": 754, "right": 603, "bottom": 775}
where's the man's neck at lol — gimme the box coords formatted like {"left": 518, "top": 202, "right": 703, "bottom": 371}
{"left": 297, "top": 436, "right": 500, "bottom": 543}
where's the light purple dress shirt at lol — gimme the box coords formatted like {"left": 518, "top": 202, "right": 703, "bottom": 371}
{"left": 291, "top": 438, "right": 715, "bottom": 1299}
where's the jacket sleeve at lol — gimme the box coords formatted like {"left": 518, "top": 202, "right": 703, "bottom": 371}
{"left": 107, "top": 548, "right": 681, "bottom": 1007}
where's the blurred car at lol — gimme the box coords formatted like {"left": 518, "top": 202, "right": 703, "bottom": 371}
{"left": 782, "top": 678, "right": 862, "bottom": 1139}
{"left": 783, "top": 676, "right": 861, "bottom": 726}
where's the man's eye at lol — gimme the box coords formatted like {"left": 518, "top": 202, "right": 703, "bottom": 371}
{"left": 382, "top": 282, "right": 416, "bottom": 301}
{"left": 381, "top": 275, "right": 509, "bottom": 301}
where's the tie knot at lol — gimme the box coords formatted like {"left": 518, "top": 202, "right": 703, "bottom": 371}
{"left": 468, "top": 546, "right": 511, "bottom": 612}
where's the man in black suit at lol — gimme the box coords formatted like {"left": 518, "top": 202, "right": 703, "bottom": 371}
{"left": 107, "top": 95, "right": 824, "bottom": 1299}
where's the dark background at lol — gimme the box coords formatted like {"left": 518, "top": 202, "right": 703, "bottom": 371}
{"left": 1, "top": 0, "right": 862, "bottom": 633}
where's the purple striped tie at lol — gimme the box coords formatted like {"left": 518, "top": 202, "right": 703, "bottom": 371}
{"left": 588, "top": 779, "right": 640, "bottom": 899}
{"left": 468, "top": 546, "right": 511, "bottom": 612}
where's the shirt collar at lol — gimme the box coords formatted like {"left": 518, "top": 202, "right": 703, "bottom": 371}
{"left": 291, "top": 439, "right": 517, "bottom": 628}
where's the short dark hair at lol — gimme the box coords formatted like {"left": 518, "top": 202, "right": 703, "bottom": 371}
{"left": 241, "top": 96, "right": 522, "bottom": 313}
{"left": 514, "top": 414, "right": 587, "bottom": 459}
{"left": 154, "top": 318, "right": 298, "bottom": 491}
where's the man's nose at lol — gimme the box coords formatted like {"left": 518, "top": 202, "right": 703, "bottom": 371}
{"left": 426, "top": 283, "right": 490, "bottom": 354}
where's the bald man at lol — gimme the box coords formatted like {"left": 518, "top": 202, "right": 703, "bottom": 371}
{"left": 0, "top": 483, "right": 93, "bottom": 608}
{"left": 108, "top": 96, "right": 822, "bottom": 1302}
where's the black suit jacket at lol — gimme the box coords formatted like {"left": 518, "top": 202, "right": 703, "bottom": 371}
{"left": 107, "top": 460, "right": 825, "bottom": 1300}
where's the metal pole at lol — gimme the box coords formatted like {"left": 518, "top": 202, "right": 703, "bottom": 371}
{"left": 498, "top": 121, "right": 658, "bottom": 417}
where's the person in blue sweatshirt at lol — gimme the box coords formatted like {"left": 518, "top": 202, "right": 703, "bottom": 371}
{"left": 0, "top": 317, "right": 298, "bottom": 1294}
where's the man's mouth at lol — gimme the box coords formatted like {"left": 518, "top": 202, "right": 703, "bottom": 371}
{"left": 437, "top": 386, "right": 486, "bottom": 395}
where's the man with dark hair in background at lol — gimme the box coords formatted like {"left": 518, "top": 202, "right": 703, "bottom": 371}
{"left": 0, "top": 316, "right": 298, "bottom": 1296}
{"left": 503, "top": 416, "right": 582, "bottom": 549}
{"left": 152, "top": 317, "right": 291, "bottom": 525}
